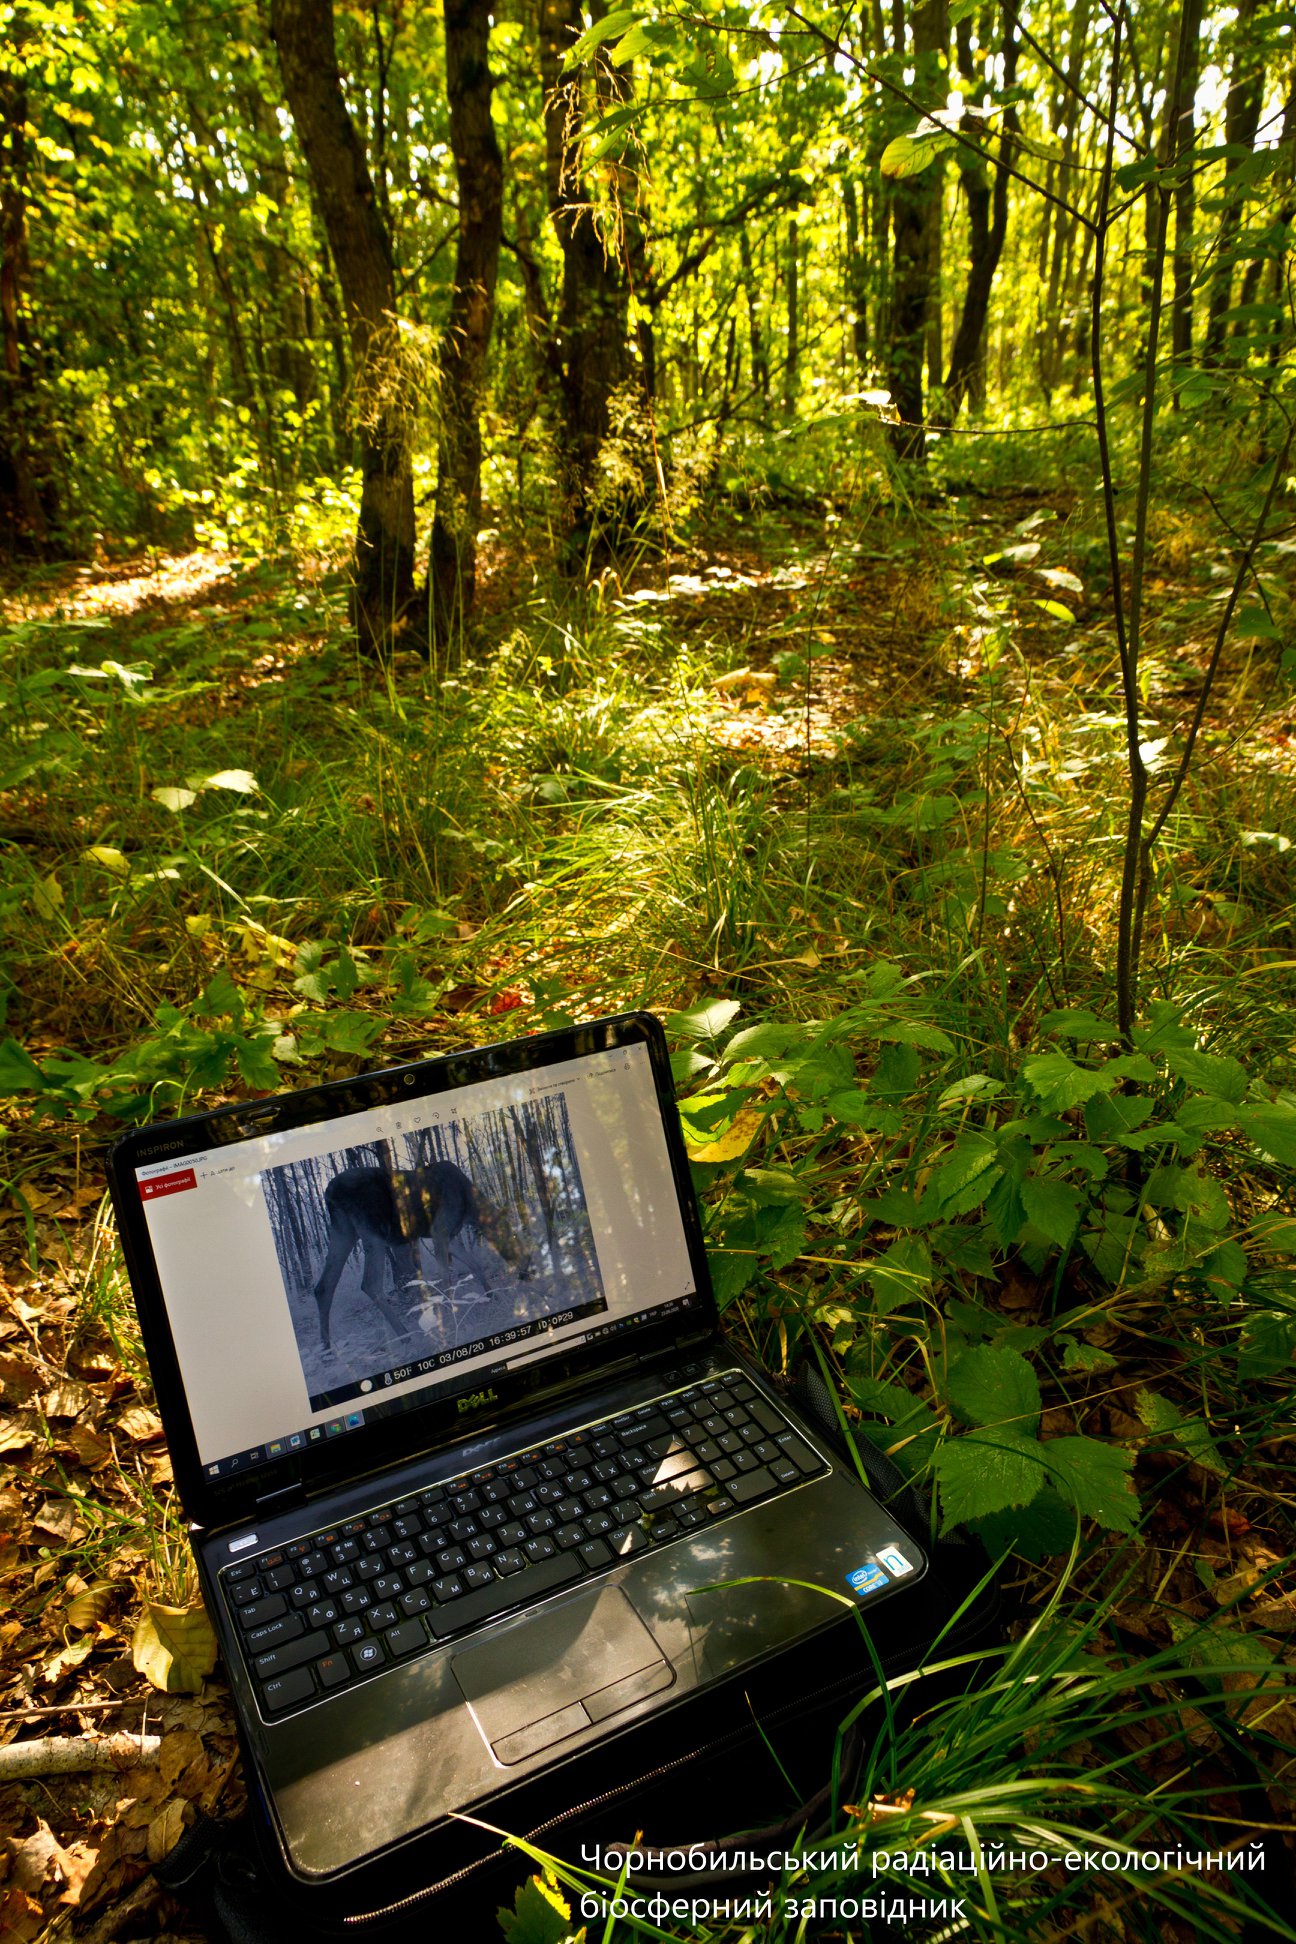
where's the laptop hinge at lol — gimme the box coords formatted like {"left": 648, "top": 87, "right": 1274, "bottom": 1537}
{"left": 255, "top": 1481, "right": 306, "bottom": 1516}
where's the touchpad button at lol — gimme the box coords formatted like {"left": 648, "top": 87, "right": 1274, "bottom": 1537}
{"left": 452, "top": 1585, "right": 673, "bottom": 1763}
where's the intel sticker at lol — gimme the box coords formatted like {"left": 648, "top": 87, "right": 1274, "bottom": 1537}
{"left": 846, "top": 1562, "right": 889, "bottom": 1597}
{"left": 877, "top": 1543, "right": 915, "bottom": 1578}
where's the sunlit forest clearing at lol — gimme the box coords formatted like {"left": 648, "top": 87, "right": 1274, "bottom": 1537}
{"left": 2, "top": 0, "right": 1296, "bottom": 1936}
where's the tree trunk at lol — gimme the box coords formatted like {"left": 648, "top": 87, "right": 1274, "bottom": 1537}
{"left": 428, "top": 0, "right": 503, "bottom": 649}
{"left": 0, "top": 57, "right": 58, "bottom": 555}
{"left": 943, "top": 4, "right": 1019, "bottom": 417}
{"left": 1204, "top": 0, "right": 1265, "bottom": 361}
{"left": 269, "top": 0, "right": 418, "bottom": 654}
{"left": 784, "top": 219, "right": 800, "bottom": 411}
{"left": 841, "top": 175, "right": 869, "bottom": 373}
{"left": 1169, "top": 0, "right": 1204, "bottom": 367}
{"left": 538, "top": 0, "right": 635, "bottom": 538}
{"left": 739, "top": 229, "right": 769, "bottom": 400}
{"left": 885, "top": 0, "right": 948, "bottom": 458}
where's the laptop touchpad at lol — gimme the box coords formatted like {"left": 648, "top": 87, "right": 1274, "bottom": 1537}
{"left": 452, "top": 1586, "right": 673, "bottom": 1765}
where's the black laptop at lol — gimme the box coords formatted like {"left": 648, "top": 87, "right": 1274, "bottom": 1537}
{"left": 107, "top": 1012, "right": 926, "bottom": 1888}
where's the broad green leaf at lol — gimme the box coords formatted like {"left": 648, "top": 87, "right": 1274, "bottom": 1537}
{"left": 935, "top": 1429, "right": 1045, "bottom": 1530}
{"left": 864, "top": 1235, "right": 932, "bottom": 1316}
{"left": 498, "top": 1870, "right": 577, "bottom": 1944}
{"left": 1020, "top": 1175, "right": 1082, "bottom": 1249}
{"left": 667, "top": 997, "right": 741, "bottom": 1041}
{"left": 920, "top": 1134, "right": 999, "bottom": 1217}
{"left": 1164, "top": 1047, "right": 1248, "bottom": 1103}
{"left": 1040, "top": 1437, "right": 1139, "bottom": 1532}
{"left": 132, "top": 1600, "right": 218, "bottom": 1693}
{"left": 1033, "top": 598, "right": 1074, "bottom": 622}
{"left": 563, "top": 5, "right": 636, "bottom": 66}
{"left": 151, "top": 785, "right": 197, "bottom": 812}
{"left": 321, "top": 1011, "right": 382, "bottom": 1054}
{"left": 1023, "top": 1052, "right": 1118, "bottom": 1111}
{"left": 1136, "top": 1387, "right": 1226, "bottom": 1475}
{"left": 235, "top": 1037, "right": 281, "bottom": 1090}
{"left": 937, "top": 1073, "right": 1003, "bottom": 1109}
{"left": 946, "top": 1344, "right": 1041, "bottom": 1434}
{"left": 971, "top": 1487, "right": 1077, "bottom": 1561}
{"left": 1237, "top": 1310, "right": 1296, "bottom": 1378}
{"left": 880, "top": 127, "right": 958, "bottom": 179}
{"left": 1239, "top": 1103, "right": 1296, "bottom": 1167}
{"left": 1039, "top": 1008, "right": 1114, "bottom": 1042}
{"left": 83, "top": 844, "right": 131, "bottom": 876}
{"left": 1061, "top": 1340, "right": 1117, "bottom": 1375}
{"left": 0, "top": 1037, "right": 51, "bottom": 1095}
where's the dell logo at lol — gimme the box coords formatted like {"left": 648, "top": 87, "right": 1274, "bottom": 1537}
{"left": 456, "top": 1388, "right": 498, "bottom": 1415}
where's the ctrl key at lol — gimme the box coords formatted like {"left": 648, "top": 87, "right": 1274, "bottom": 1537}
{"left": 261, "top": 1666, "right": 315, "bottom": 1714}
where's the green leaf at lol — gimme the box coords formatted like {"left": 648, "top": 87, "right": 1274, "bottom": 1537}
{"left": 935, "top": 1429, "right": 1046, "bottom": 1529}
{"left": 235, "top": 1037, "right": 281, "bottom": 1090}
{"left": 1020, "top": 1175, "right": 1082, "bottom": 1249}
{"left": 864, "top": 1235, "right": 932, "bottom": 1316}
{"left": 497, "top": 1870, "right": 578, "bottom": 1944}
{"left": 1033, "top": 598, "right": 1075, "bottom": 623}
{"left": 321, "top": 1011, "right": 382, "bottom": 1054}
{"left": 946, "top": 1344, "right": 1041, "bottom": 1434}
{"left": 667, "top": 997, "right": 741, "bottom": 1042}
{"left": 1023, "top": 1052, "right": 1118, "bottom": 1111}
{"left": 920, "top": 1134, "right": 1000, "bottom": 1217}
{"left": 880, "top": 126, "right": 958, "bottom": 179}
{"left": 1061, "top": 1340, "right": 1118, "bottom": 1375}
{"left": 563, "top": 5, "right": 636, "bottom": 66}
{"left": 83, "top": 844, "right": 131, "bottom": 876}
{"left": 0, "top": 1037, "right": 51, "bottom": 1096}
{"left": 1237, "top": 1310, "right": 1296, "bottom": 1378}
{"left": 1164, "top": 1047, "right": 1248, "bottom": 1103}
{"left": 1040, "top": 1437, "right": 1139, "bottom": 1532}
{"left": 1238, "top": 1102, "right": 1296, "bottom": 1166}
{"left": 1136, "top": 1387, "right": 1226, "bottom": 1475}
{"left": 970, "top": 1487, "right": 1077, "bottom": 1561}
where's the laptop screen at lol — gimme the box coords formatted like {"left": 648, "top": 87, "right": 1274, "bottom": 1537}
{"left": 131, "top": 1037, "right": 703, "bottom": 1484}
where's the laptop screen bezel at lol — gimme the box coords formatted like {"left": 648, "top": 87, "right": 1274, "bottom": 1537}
{"left": 107, "top": 1012, "right": 717, "bottom": 1532}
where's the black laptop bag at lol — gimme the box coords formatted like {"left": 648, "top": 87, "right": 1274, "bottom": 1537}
{"left": 155, "top": 1369, "right": 1001, "bottom": 1943}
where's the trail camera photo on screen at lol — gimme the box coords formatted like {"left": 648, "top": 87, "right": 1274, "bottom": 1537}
{"left": 261, "top": 1092, "right": 606, "bottom": 1402}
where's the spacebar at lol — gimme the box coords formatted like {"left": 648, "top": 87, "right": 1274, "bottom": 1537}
{"left": 428, "top": 1553, "right": 582, "bottom": 1639}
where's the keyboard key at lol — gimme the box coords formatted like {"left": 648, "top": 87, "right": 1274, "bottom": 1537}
{"left": 385, "top": 1619, "right": 427, "bottom": 1658}
{"left": 494, "top": 1549, "right": 526, "bottom": 1575}
{"left": 341, "top": 1587, "right": 372, "bottom": 1614}
{"left": 263, "top": 1565, "right": 296, "bottom": 1593}
{"left": 236, "top": 1594, "right": 286, "bottom": 1630}
{"left": 727, "top": 1465, "right": 777, "bottom": 1505}
{"left": 428, "top": 1549, "right": 580, "bottom": 1639}
{"left": 351, "top": 1638, "right": 385, "bottom": 1673}
{"left": 334, "top": 1618, "right": 365, "bottom": 1645}
{"left": 373, "top": 1574, "right": 404, "bottom": 1601}
{"left": 289, "top": 1580, "right": 321, "bottom": 1608}
{"left": 230, "top": 1577, "right": 265, "bottom": 1606}
{"left": 609, "top": 1525, "right": 648, "bottom": 1557}
{"left": 323, "top": 1567, "right": 354, "bottom": 1593}
{"left": 463, "top": 1564, "right": 495, "bottom": 1590}
{"left": 368, "top": 1602, "right": 399, "bottom": 1630}
{"left": 262, "top": 1667, "right": 314, "bottom": 1712}
{"left": 246, "top": 1612, "right": 306, "bottom": 1653}
{"left": 775, "top": 1431, "right": 824, "bottom": 1475}
{"left": 524, "top": 1535, "right": 556, "bottom": 1562}
{"left": 620, "top": 1415, "right": 670, "bottom": 1449}
{"left": 306, "top": 1600, "right": 339, "bottom": 1629}
{"left": 432, "top": 1574, "right": 464, "bottom": 1603}
{"left": 399, "top": 1587, "right": 432, "bottom": 1617}
{"left": 579, "top": 1538, "right": 612, "bottom": 1571}
{"left": 406, "top": 1559, "right": 434, "bottom": 1586}
{"left": 254, "top": 1628, "right": 332, "bottom": 1678}
{"left": 316, "top": 1652, "right": 351, "bottom": 1689}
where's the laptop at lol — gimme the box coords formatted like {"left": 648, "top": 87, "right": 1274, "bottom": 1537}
{"left": 107, "top": 1011, "right": 927, "bottom": 1890}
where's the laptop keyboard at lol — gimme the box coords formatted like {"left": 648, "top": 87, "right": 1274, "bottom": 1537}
{"left": 218, "top": 1371, "right": 827, "bottom": 1721}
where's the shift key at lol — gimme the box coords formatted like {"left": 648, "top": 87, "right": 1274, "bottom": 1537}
{"left": 254, "top": 1627, "right": 332, "bottom": 1679}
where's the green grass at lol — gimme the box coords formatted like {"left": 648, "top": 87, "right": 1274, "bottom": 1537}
{"left": 2, "top": 486, "right": 1295, "bottom": 1940}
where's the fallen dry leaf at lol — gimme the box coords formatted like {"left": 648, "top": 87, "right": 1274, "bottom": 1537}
{"left": 114, "top": 1406, "right": 163, "bottom": 1443}
{"left": 42, "top": 1379, "right": 92, "bottom": 1419}
{"left": 145, "top": 1794, "right": 187, "bottom": 1864}
{"left": 132, "top": 1601, "right": 217, "bottom": 1694}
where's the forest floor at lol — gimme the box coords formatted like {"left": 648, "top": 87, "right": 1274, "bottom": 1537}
{"left": 1, "top": 478, "right": 1295, "bottom": 1942}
